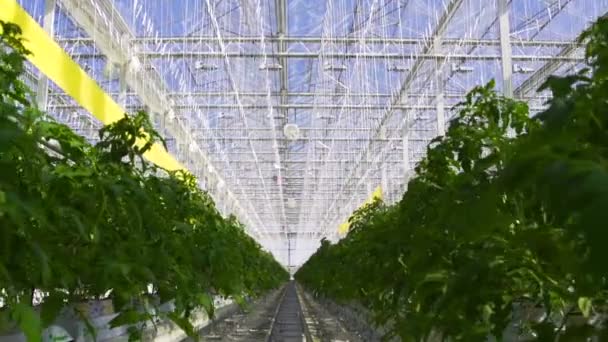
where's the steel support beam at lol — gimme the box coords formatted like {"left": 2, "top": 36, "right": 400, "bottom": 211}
{"left": 192, "top": 137, "right": 420, "bottom": 142}
{"left": 434, "top": 38, "right": 446, "bottom": 136}
{"left": 403, "top": 116, "right": 410, "bottom": 191}
{"left": 167, "top": 91, "right": 543, "bottom": 99}
{"left": 48, "top": 91, "right": 552, "bottom": 100}
{"left": 49, "top": 103, "right": 445, "bottom": 110}
{"left": 192, "top": 127, "right": 437, "bottom": 132}
{"left": 498, "top": 0, "right": 513, "bottom": 97}
{"left": 49, "top": 103, "right": 547, "bottom": 111}
{"left": 71, "top": 51, "right": 585, "bottom": 61}
{"left": 36, "top": 0, "right": 56, "bottom": 110}
{"left": 58, "top": 36, "right": 582, "bottom": 48}
{"left": 275, "top": 0, "right": 290, "bottom": 233}
{"left": 117, "top": 63, "right": 128, "bottom": 107}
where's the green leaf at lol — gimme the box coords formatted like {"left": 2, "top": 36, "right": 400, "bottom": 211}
{"left": 421, "top": 270, "right": 449, "bottom": 284}
{"left": 12, "top": 303, "right": 42, "bottom": 342}
{"left": 481, "top": 303, "right": 494, "bottom": 323}
{"left": 40, "top": 295, "right": 66, "bottom": 328}
{"left": 577, "top": 297, "right": 592, "bottom": 318}
{"left": 167, "top": 312, "right": 196, "bottom": 340}
{"left": 108, "top": 310, "right": 149, "bottom": 328}
{"left": 126, "top": 326, "right": 142, "bottom": 341}
{"left": 232, "top": 294, "right": 247, "bottom": 307}
{"left": 197, "top": 293, "right": 214, "bottom": 318}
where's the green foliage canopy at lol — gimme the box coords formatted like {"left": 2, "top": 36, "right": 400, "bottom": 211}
{"left": 0, "top": 21, "right": 288, "bottom": 341}
{"left": 296, "top": 16, "right": 608, "bottom": 342}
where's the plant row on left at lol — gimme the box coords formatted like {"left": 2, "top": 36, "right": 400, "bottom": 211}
{"left": 0, "top": 21, "right": 289, "bottom": 341}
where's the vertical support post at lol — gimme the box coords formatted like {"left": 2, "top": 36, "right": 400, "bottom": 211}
{"left": 379, "top": 126, "right": 388, "bottom": 199}
{"left": 381, "top": 165, "right": 388, "bottom": 201}
{"left": 436, "top": 92, "right": 446, "bottom": 136}
{"left": 36, "top": 0, "right": 56, "bottom": 110}
{"left": 118, "top": 63, "right": 128, "bottom": 108}
{"left": 402, "top": 117, "right": 410, "bottom": 192}
{"left": 498, "top": 0, "right": 513, "bottom": 97}
{"left": 433, "top": 37, "right": 446, "bottom": 136}
{"left": 366, "top": 178, "right": 373, "bottom": 198}
{"left": 287, "top": 232, "right": 296, "bottom": 274}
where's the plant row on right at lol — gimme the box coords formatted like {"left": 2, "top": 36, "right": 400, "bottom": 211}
{"left": 296, "top": 16, "right": 608, "bottom": 342}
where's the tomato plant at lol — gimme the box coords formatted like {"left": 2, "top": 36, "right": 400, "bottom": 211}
{"left": 296, "top": 17, "right": 608, "bottom": 342}
{"left": 0, "top": 21, "right": 288, "bottom": 341}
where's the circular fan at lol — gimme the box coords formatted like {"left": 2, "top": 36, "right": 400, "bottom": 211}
{"left": 283, "top": 123, "right": 300, "bottom": 140}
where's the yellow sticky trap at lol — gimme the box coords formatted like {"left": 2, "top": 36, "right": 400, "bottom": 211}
{"left": 0, "top": 0, "right": 185, "bottom": 172}
{"left": 337, "top": 185, "right": 383, "bottom": 235}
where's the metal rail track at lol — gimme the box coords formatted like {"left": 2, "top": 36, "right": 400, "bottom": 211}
{"left": 194, "top": 282, "right": 311, "bottom": 341}
{"left": 267, "top": 281, "right": 312, "bottom": 342}
{"left": 194, "top": 281, "right": 358, "bottom": 341}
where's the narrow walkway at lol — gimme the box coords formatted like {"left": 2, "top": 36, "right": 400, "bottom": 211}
{"left": 268, "top": 281, "right": 307, "bottom": 341}
{"left": 193, "top": 287, "right": 284, "bottom": 341}
{"left": 297, "top": 284, "right": 361, "bottom": 342}
{"left": 189, "top": 281, "right": 362, "bottom": 342}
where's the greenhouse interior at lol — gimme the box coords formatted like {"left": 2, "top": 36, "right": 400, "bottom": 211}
{"left": 2, "top": 0, "right": 608, "bottom": 340}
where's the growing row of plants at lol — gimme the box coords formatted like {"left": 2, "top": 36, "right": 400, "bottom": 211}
{"left": 0, "top": 21, "right": 288, "bottom": 341}
{"left": 296, "top": 16, "right": 608, "bottom": 341}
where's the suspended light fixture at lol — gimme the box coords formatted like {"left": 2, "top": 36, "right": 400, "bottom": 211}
{"left": 513, "top": 64, "right": 534, "bottom": 74}
{"left": 218, "top": 112, "right": 235, "bottom": 120}
{"left": 324, "top": 63, "right": 347, "bottom": 71}
{"left": 451, "top": 63, "right": 474, "bottom": 73}
{"left": 317, "top": 113, "right": 333, "bottom": 120}
{"left": 259, "top": 63, "right": 283, "bottom": 70}
{"left": 194, "top": 61, "right": 219, "bottom": 71}
{"left": 388, "top": 64, "right": 410, "bottom": 72}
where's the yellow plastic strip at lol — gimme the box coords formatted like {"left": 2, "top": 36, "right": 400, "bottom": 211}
{"left": 0, "top": 0, "right": 184, "bottom": 172}
{"left": 338, "top": 185, "right": 383, "bottom": 234}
